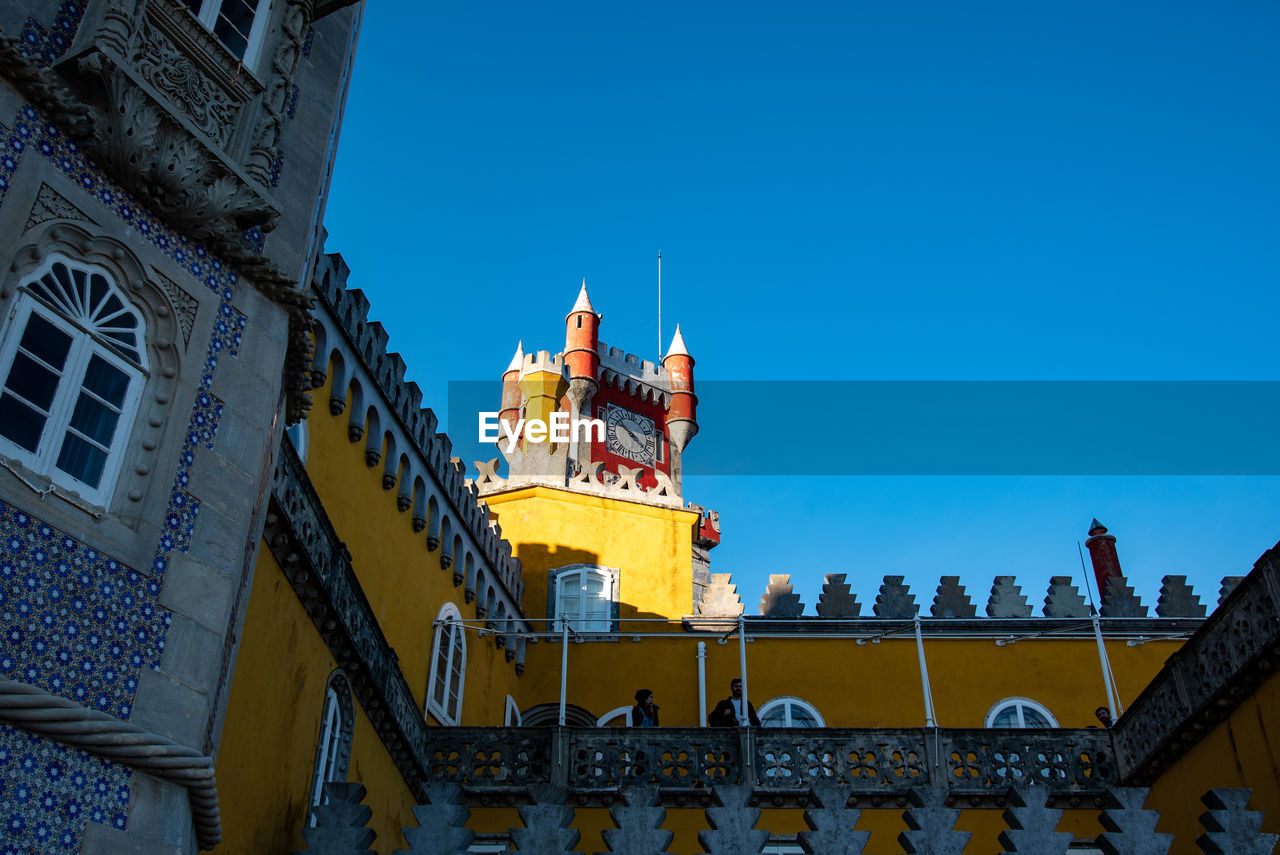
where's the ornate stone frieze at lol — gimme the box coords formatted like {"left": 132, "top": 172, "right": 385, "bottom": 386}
{"left": 130, "top": 14, "right": 242, "bottom": 147}
{"left": 1113, "top": 541, "right": 1280, "bottom": 785}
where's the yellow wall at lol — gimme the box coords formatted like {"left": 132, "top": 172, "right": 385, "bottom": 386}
{"left": 484, "top": 486, "right": 700, "bottom": 624}
{"left": 213, "top": 548, "right": 417, "bottom": 853}
{"left": 306, "top": 369, "right": 519, "bottom": 725}
{"left": 506, "top": 631, "right": 1181, "bottom": 728}
{"left": 1144, "top": 670, "right": 1280, "bottom": 854}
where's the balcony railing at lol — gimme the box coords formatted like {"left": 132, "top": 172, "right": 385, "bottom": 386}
{"left": 422, "top": 726, "right": 1114, "bottom": 806}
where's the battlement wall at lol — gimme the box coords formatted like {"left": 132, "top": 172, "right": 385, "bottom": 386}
{"left": 700, "top": 570, "right": 1232, "bottom": 623}
{"left": 309, "top": 252, "right": 524, "bottom": 618}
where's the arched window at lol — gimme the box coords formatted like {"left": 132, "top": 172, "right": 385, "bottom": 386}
{"left": 759, "top": 697, "right": 825, "bottom": 728}
{"left": 427, "top": 602, "right": 466, "bottom": 725}
{"left": 985, "top": 697, "right": 1058, "bottom": 728}
{"left": 504, "top": 695, "right": 522, "bottom": 726}
{"left": 307, "top": 672, "right": 353, "bottom": 825}
{"left": 0, "top": 256, "right": 147, "bottom": 506}
{"left": 550, "top": 564, "right": 618, "bottom": 633}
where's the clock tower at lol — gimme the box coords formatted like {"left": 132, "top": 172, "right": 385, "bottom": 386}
{"left": 476, "top": 281, "right": 700, "bottom": 505}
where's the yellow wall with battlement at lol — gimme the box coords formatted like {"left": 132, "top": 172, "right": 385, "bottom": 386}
{"left": 1142, "top": 670, "right": 1280, "bottom": 854}
{"left": 307, "top": 368, "right": 520, "bottom": 726}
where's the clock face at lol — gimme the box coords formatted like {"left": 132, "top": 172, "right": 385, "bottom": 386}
{"left": 605, "top": 404, "right": 657, "bottom": 465}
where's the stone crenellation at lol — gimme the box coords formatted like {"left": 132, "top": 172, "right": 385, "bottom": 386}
{"left": 310, "top": 253, "right": 522, "bottom": 605}
{"left": 692, "top": 573, "right": 1234, "bottom": 621}
{"left": 597, "top": 340, "right": 672, "bottom": 407}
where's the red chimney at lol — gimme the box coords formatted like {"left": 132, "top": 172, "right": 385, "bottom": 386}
{"left": 1085, "top": 518, "right": 1123, "bottom": 592}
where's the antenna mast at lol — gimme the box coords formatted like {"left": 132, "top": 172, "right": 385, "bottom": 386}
{"left": 657, "top": 250, "right": 663, "bottom": 358}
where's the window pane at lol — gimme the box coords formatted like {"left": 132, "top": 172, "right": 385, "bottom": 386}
{"left": 19, "top": 314, "right": 72, "bottom": 370}
{"left": 81, "top": 355, "right": 129, "bottom": 404}
{"left": 183, "top": 0, "right": 203, "bottom": 12}
{"left": 788, "top": 706, "right": 818, "bottom": 727}
{"left": 213, "top": 15, "right": 250, "bottom": 58}
{"left": 69, "top": 394, "right": 122, "bottom": 447}
{"left": 0, "top": 394, "right": 46, "bottom": 451}
{"left": 55, "top": 433, "right": 108, "bottom": 487}
{"left": 990, "top": 706, "right": 1020, "bottom": 728}
{"left": 1022, "top": 707, "right": 1053, "bottom": 728}
{"left": 761, "top": 708, "right": 787, "bottom": 727}
{"left": 5, "top": 353, "right": 61, "bottom": 411}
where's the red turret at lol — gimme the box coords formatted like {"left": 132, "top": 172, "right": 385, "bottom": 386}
{"left": 1085, "top": 518, "right": 1123, "bottom": 592}
{"left": 564, "top": 280, "right": 600, "bottom": 382}
{"left": 663, "top": 325, "right": 698, "bottom": 453}
{"left": 499, "top": 341, "right": 523, "bottom": 437}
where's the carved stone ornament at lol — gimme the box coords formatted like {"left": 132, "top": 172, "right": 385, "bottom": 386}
{"left": 153, "top": 270, "right": 199, "bottom": 347}
{"left": 130, "top": 15, "right": 242, "bottom": 147}
{"left": 25, "top": 183, "right": 97, "bottom": 231}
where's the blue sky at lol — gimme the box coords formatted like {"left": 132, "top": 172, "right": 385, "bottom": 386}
{"left": 322, "top": 0, "right": 1280, "bottom": 615}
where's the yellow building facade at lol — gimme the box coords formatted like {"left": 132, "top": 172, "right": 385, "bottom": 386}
{"left": 204, "top": 261, "right": 1280, "bottom": 853}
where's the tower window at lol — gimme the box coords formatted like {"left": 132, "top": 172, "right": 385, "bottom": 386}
{"left": 984, "top": 697, "right": 1057, "bottom": 728}
{"left": 550, "top": 564, "right": 619, "bottom": 633}
{"left": 182, "top": 0, "right": 273, "bottom": 67}
{"left": 0, "top": 257, "right": 147, "bottom": 506}
{"left": 576, "top": 316, "right": 582, "bottom": 329}
{"left": 427, "top": 602, "right": 467, "bottom": 725}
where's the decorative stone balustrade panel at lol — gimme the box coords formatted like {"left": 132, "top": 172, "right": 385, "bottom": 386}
{"left": 418, "top": 727, "right": 1115, "bottom": 798}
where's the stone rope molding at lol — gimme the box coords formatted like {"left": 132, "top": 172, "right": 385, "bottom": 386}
{"left": 0, "top": 679, "right": 221, "bottom": 850}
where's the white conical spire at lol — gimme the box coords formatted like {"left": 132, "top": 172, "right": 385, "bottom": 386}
{"left": 569, "top": 278, "right": 595, "bottom": 315}
{"left": 665, "top": 324, "right": 690, "bottom": 359}
{"left": 504, "top": 340, "right": 524, "bottom": 374}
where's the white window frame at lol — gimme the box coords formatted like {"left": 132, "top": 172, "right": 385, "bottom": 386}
{"left": 551, "top": 564, "right": 619, "bottom": 633}
{"left": 186, "top": 0, "right": 274, "bottom": 70}
{"left": 984, "top": 696, "right": 1058, "bottom": 729}
{"left": 427, "top": 602, "right": 466, "bottom": 725}
{"left": 504, "top": 695, "right": 521, "bottom": 726}
{"left": 596, "top": 706, "right": 630, "bottom": 727}
{"left": 758, "top": 696, "right": 826, "bottom": 728}
{"left": 0, "top": 263, "right": 147, "bottom": 507}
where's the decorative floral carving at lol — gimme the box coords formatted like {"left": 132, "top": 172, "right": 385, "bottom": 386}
{"left": 24, "top": 182, "right": 96, "bottom": 230}
{"left": 131, "top": 17, "right": 241, "bottom": 147}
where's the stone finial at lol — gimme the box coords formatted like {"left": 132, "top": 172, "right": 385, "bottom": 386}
{"left": 294, "top": 782, "right": 375, "bottom": 855}
{"left": 702, "top": 574, "right": 744, "bottom": 617}
{"left": 1156, "top": 575, "right": 1206, "bottom": 618}
{"left": 931, "top": 576, "right": 977, "bottom": 619}
{"left": 987, "top": 576, "right": 1033, "bottom": 618}
{"left": 1198, "top": 788, "right": 1278, "bottom": 855}
{"left": 799, "top": 784, "right": 869, "bottom": 854}
{"left": 1096, "top": 787, "right": 1172, "bottom": 855}
{"left": 874, "top": 575, "right": 918, "bottom": 619}
{"left": 817, "top": 573, "right": 861, "bottom": 618}
{"left": 1101, "top": 575, "right": 1149, "bottom": 618}
{"left": 395, "top": 784, "right": 474, "bottom": 855}
{"left": 595, "top": 786, "right": 674, "bottom": 855}
{"left": 1044, "top": 576, "right": 1090, "bottom": 618}
{"left": 698, "top": 786, "right": 769, "bottom": 855}
{"left": 510, "top": 785, "right": 582, "bottom": 855}
{"left": 998, "top": 786, "right": 1073, "bottom": 854}
{"left": 1218, "top": 577, "right": 1245, "bottom": 606}
{"left": 899, "top": 787, "right": 970, "bottom": 855}
{"left": 760, "top": 574, "right": 804, "bottom": 617}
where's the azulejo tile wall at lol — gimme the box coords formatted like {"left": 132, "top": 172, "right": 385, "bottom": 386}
{"left": 0, "top": 100, "right": 249, "bottom": 853}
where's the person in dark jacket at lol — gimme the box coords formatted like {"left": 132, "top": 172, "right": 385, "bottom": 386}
{"left": 707, "top": 678, "right": 759, "bottom": 727}
{"left": 631, "top": 689, "right": 660, "bottom": 727}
